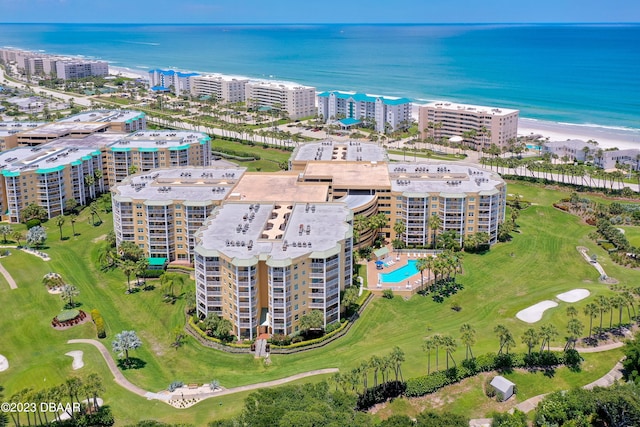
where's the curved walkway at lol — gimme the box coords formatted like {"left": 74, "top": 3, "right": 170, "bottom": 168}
{"left": 67, "top": 339, "right": 338, "bottom": 404}
{"left": 0, "top": 261, "right": 17, "bottom": 289}
{"left": 577, "top": 246, "right": 612, "bottom": 282}
{"left": 550, "top": 341, "right": 625, "bottom": 353}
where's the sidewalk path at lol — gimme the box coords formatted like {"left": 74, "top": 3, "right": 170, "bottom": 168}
{"left": 0, "top": 261, "right": 18, "bottom": 289}
{"left": 577, "top": 246, "right": 610, "bottom": 280}
{"left": 68, "top": 339, "right": 338, "bottom": 404}
{"left": 511, "top": 359, "right": 625, "bottom": 414}
{"left": 550, "top": 341, "right": 625, "bottom": 353}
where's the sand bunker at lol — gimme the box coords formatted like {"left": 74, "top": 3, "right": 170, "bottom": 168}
{"left": 0, "top": 355, "right": 8, "bottom": 372}
{"left": 516, "top": 301, "right": 559, "bottom": 323}
{"left": 557, "top": 289, "right": 590, "bottom": 303}
{"left": 65, "top": 351, "right": 84, "bottom": 370}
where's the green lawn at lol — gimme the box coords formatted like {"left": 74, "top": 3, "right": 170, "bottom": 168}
{"left": 620, "top": 226, "right": 640, "bottom": 248}
{"left": 1, "top": 182, "right": 638, "bottom": 425}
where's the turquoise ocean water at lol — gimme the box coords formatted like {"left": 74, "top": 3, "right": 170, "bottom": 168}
{"left": 1, "top": 23, "right": 638, "bottom": 129}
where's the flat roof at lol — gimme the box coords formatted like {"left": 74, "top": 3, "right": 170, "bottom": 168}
{"left": 58, "top": 110, "right": 145, "bottom": 124}
{"left": 52, "top": 133, "right": 126, "bottom": 149}
{"left": 0, "top": 122, "right": 44, "bottom": 137}
{"left": 196, "top": 202, "right": 351, "bottom": 261}
{"left": 18, "top": 122, "right": 109, "bottom": 137}
{"left": 421, "top": 101, "right": 519, "bottom": 116}
{"left": 109, "top": 130, "right": 209, "bottom": 150}
{"left": 0, "top": 145, "right": 97, "bottom": 176}
{"left": 317, "top": 90, "right": 412, "bottom": 105}
{"left": 113, "top": 165, "right": 247, "bottom": 203}
{"left": 232, "top": 173, "right": 329, "bottom": 203}
{"left": 388, "top": 163, "right": 504, "bottom": 195}
{"left": 292, "top": 141, "right": 388, "bottom": 163}
{"left": 302, "top": 162, "right": 391, "bottom": 189}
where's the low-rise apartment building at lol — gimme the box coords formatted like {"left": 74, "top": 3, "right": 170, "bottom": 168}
{"left": 148, "top": 69, "right": 199, "bottom": 96}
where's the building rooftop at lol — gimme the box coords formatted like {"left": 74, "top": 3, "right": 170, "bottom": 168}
{"left": 113, "top": 166, "right": 247, "bottom": 203}
{"left": 18, "top": 122, "right": 110, "bottom": 137}
{"left": 108, "top": 130, "right": 210, "bottom": 150}
{"left": 196, "top": 202, "right": 351, "bottom": 261}
{"left": 422, "top": 101, "right": 519, "bottom": 116}
{"left": 0, "top": 145, "right": 98, "bottom": 177}
{"left": 302, "top": 162, "right": 390, "bottom": 189}
{"left": 58, "top": 110, "right": 145, "bottom": 124}
{"left": 247, "top": 80, "right": 315, "bottom": 90}
{"left": 0, "top": 122, "right": 44, "bottom": 137}
{"left": 544, "top": 139, "right": 592, "bottom": 150}
{"left": 192, "top": 74, "right": 249, "bottom": 82}
{"left": 388, "top": 163, "right": 504, "bottom": 195}
{"left": 291, "top": 141, "right": 388, "bottom": 163}
{"left": 231, "top": 173, "right": 329, "bottom": 203}
{"left": 317, "top": 90, "right": 412, "bottom": 106}
{"left": 51, "top": 133, "right": 127, "bottom": 150}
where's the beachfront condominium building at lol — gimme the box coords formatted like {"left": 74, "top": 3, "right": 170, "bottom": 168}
{"left": 194, "top": 201, "right": 352, "bottom": 340}
{"left": 543, "top": 139, "right": 596, "bottom": 162}
{"left": 148, "top": 69, "right": 199, "bottom": 96}
{"left": 316, "top": 91, "right": 413, "bottom": 134}
{"left": 419, "top": 101, "right": 519, "bottom": 150}
{"left": 55, "top": 60, "right": 109, "bottom": 80}
{"left": 245, "top": 81, "right": 316, "bottom": 120}
{"left": 112, "top": 165, "right": 247, "bottom": 263}
{"left": 595, "top": 148, "right": 640, "bottom": 171}
{"left": 189, "top": 75, "right": 249, "bottom": 103}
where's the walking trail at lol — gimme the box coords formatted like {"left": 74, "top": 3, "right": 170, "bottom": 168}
{"left": 469, "top": 342, "right": 626, "bottom": 426}
{"left": 0, "top": 261, "right": 17, "bottom": 289}
{"left": 67, "top": 339, "right": 338, "bottom": 404}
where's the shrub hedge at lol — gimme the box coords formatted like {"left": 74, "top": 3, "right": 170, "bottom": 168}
{"left": 90, "top": 309, "right": 106, "bottom": 339}
{"left": 405, "top": 350, "right": 578, "bottom": 398}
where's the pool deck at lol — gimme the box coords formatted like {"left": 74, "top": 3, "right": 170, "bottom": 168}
{"left": 365, "top": 248, "right": 435, "bottom": 297}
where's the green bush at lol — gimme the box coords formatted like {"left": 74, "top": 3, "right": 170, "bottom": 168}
{"left": 26, "top": 218, "right": 41, "bottom": 229}
{"left": 91, "top": 308, "right": 106, "bottom": 338}
{"left": 382, "top": 289, "right": 394, "bottom": 299}
{"left": 142, "top": 269, "right": 165, "bottom": 278}
{"left": 484, "top": 376, "right": 497, "bottom": 398}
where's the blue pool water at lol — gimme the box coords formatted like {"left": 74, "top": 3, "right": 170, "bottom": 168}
{"left": 380, "top": 260, "right": 419, "bottom": 284}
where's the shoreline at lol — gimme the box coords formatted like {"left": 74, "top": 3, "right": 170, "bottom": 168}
{"left": 20, "top": 51, "right": 637, "bottom": 151}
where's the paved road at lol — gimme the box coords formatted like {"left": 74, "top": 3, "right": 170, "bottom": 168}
{"left": 68, "top": 339, "right": 338, "bottom": 403}
{"left": 0, "top": 68, "right": 93, "bottom": 107}
{"left": 0, "top": 261, "right": 17, "bottom": 289}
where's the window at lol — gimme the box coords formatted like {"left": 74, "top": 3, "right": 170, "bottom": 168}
{"left": 176, "top": 220, "right": 182, "bottom": 225}
{"left": 468, "top": 212, "right": 474, "bottom": 217}
{"left": 294, "top": 304, "right": 299, "bottom": 310}
{"left": 294, "top": 284, "right": 299, "bottom": 290}
{"left": 138, "top": 236, "right": 144, "bottom": 240}
{"left": 137, "top": 228, "right": 144, "bottom": 233}
{"left": 175, "top": 213, "right": 181, "bottom": 217}
{"left": 294, "top": 314, "right": 299, "bottom": 320}
{"left": 137, "top": 220, "right": 143, "bottom": 224}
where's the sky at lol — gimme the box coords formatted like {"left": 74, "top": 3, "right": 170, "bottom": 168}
{"left": 0, "top": 0, "right": 639, "bottom": 24}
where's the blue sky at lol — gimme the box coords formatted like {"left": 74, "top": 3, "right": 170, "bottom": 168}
{"left": 1, "top": 0, "right": 638, "bottom": 23}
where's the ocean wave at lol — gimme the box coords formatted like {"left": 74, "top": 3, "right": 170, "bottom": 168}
{"left": 520, "top": 118, "right": 640, "bottom": 133}
{"left": 120, "top": 41, "right": 160, "bottom": 46}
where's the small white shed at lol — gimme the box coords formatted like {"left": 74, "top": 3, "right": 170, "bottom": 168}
{"left": 490, "top": 375, "right": 516, "bottom": 401}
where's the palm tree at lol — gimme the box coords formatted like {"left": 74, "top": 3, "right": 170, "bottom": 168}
{"left": 112, "top": 330, "right": 143, "bottom": 366}
{"left": 120, "top": 259, "right": 137, "bottom": 293}
{"left": 521, "top": 328, "right": 539, "bottom": 356}
{"left": 393, "top": 220, "right": 406, "bottom": 243}
{"left": 494, "top": 324, "right": 514, "bottom": 355}
{"left": 584, "top": 303, "right": 598, "bottom": 338}
{"left": 369, "top": 355, "right": 383, "bottom": 387}
{"left": 442, "top": 335, "right": 457, "bottom": 369}
{"left": 11, "top": 230, "right": 23, "bottom": 247}
{"left": 423, "top": 338, "right": 435, "bottom": 374}
{"left": 566, "top": 306, "right": 578, "bottom": 319}
{"left": 428, "top": 214, "right": 442, "bottom": 249}
{"left": 459, "top": 323, "right": 476, "bottom": 360}
{"left": 391, "top": 346, "right": 405, "bottom": 382}
{"left": 61, "top": 284, "right": 80, "bottom": 307}
{"left": 416, "top": 257, "right": 429, "bottom": 292}
{"left": 55, "top": 214, "right": 65, "bottom": 240}
{"left": 566, "top": 318, "right": 584, "bottom": 350}
{"left": 432, "top": 334, "right": 443, "bottom": 371}
{"left": 70, "top": 214, "right": 77, "bottom": 236}
{"left": 86, "top": 373, "right": 104, "bottom": 410}
{"left": 596, "top": 295, "right": 610, "bottom": 331}
{"left": 612, "top": 294, "right": 627, "bottom": 327}
{"left": 539, "top": 324, "right": 558, "bottom": 352}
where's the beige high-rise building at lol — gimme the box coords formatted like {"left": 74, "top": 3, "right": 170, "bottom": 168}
{"left": 190, "top": 75, "right": 249, "bottom": 103}
{"left": 245, "top": 81, "right": 316, "bottom": 120}
{"left": 419, "top": 101, "right": 519, "bottom": 150}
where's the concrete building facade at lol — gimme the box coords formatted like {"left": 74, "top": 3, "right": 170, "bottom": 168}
{"left": 148, "top": 69, "right": 199, "bottom": 96}
{"left": 245, "top": 81, "right": 316, "bottom": 120}
{"left": 189, "top": 75, "right": 249, "bottom": 103}
{"left": 55, "top": 60, "right": 109, "bottom": 80}
{"left": 419, "top": 101, "right": 519, "bottom": 150}
{"left": 316, "top": 91, "right": 412, "bottom": 134}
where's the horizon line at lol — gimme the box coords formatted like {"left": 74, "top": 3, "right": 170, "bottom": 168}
{"left": 1, "top": 21, "right": 639, "bottom": 25}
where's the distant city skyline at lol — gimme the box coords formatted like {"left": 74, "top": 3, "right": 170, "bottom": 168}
{"left": 0, "top": 0, "right": 638, "bottom": 24}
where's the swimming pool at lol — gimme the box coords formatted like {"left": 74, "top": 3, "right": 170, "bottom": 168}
{"left": 380, "top": 260, "right": 419, "bottom": 284}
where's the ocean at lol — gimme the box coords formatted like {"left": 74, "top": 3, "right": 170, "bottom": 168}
{"left": 1, "top": 23, "right": 639, "bottom": 130}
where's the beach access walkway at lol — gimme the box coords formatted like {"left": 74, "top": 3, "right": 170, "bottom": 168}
{"left": 0, "top": 261, "right": 17, "bottom": 290}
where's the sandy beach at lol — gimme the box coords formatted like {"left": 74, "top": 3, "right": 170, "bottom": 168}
{"left": 518, "top": 118, "right": 640, "bottom": 151}
{"left": 109, "top": 65, "right": 148, "bottom": 80}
